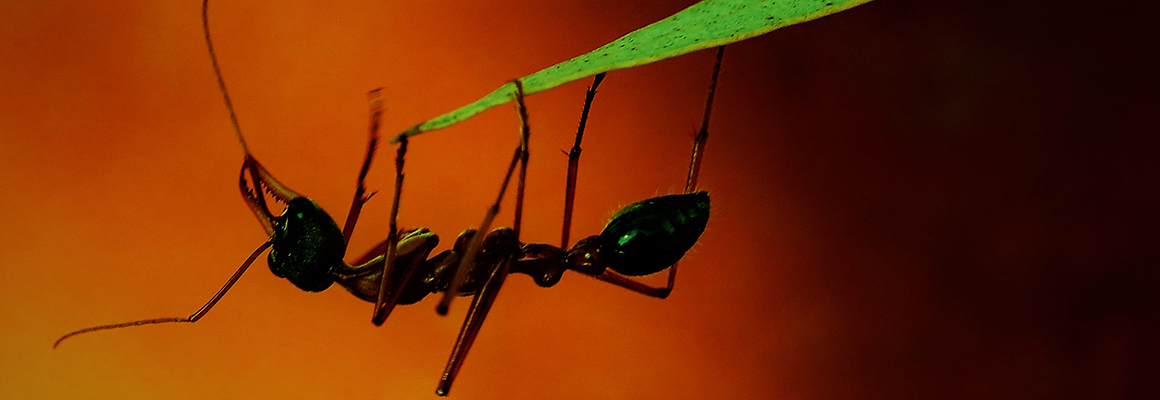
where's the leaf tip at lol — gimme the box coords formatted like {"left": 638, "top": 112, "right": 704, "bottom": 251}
{"left": 391, "top": 125, "right": 421, "bottom": 143}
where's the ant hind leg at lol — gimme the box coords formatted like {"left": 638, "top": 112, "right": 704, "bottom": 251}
{"left": 578, "top": 46, "right": 725, "bottom": 298}
{"left": 560, "top": 73, "right": 606, "bottom": 249}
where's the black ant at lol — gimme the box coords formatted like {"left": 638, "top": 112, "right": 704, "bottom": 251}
{"left": 54, "top": 0, "right": 723, "bottom": 396}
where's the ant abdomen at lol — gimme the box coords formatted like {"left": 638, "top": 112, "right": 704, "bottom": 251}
{"left": 598, "top": 192, "right": 710, "bottom": 276}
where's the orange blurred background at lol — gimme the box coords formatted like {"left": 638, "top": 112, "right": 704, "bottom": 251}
{"left": 2, "top": 0, "right": 1156, "bottom": 399}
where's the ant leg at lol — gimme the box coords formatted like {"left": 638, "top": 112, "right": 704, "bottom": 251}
{"left": 592, "top": 269, "right": 672, "bottom": 298}
{"left": 54, "top": 241, "right": 273, "bottom": 348}
{"left": 365, "top": 230, "right": 428, "bottom": 325}
{"left": 341, "top": 89, "right": 385, "bottom": 244}
{"left": 371, "top": 135, "right": 409, "bottom": 325}
{"left": 432, "top": 81, "right": 529, "bottom": 394}
{"left": 685, "top": 46, "right": 724, "bottom": 193}
{"left": 561, "top": 73, "right": 606, "bottom": 249}
{"left": 436, "top": 257, "right": 513, "bottom": 396}
{"left": 437, "top": 80, "right": 529, "bottom": 316}
{"left": 513, "top": 81, "right": 531, "bottom": 237}
{"left": 584, "top": 46, "right": 725, "bottom": 299}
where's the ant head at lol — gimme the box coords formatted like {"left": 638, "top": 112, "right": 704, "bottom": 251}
{"left": 268, "top": 197, "right": 346, "bottom": 292}
{"left": 239, "top": 154, "right": 344, "bottom": 292}
{"left": 598, "top": 191, "right": 710, "bottom": 276}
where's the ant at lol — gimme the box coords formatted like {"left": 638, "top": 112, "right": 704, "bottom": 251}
{"left": 54, "top": 0, "right": 723, "bottom": 396}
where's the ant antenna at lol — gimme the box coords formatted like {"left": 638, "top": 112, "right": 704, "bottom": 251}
{"left": 202, "top": 0, "right": 249, "bottom": 154}
{"left": 53, "top": 242, "right": 272, "bottom": 349}
{"left": 54, "top": 0, "right": 267, "bottom": 349}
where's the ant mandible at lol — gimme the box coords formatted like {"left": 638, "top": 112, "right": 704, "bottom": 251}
{"left": 54, "top": 0, "right": 723, "bottom": 396}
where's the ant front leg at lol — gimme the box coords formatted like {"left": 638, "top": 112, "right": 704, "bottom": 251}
{"left": 340, "top": 89, "right": 385, "bottom": 245}
{"left": 314, "top": 88, "right": 423, "bottom": 325}
{"left": 310, "top": 89, "right": 418, "bottom": 325}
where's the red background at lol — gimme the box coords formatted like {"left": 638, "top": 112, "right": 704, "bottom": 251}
{"left": 1, "top": 0, "right": 1156, "bottom": 399}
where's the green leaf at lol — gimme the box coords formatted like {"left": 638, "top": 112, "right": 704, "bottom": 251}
{"left": 393, "top": 0, "right": 874, "bottom": 142}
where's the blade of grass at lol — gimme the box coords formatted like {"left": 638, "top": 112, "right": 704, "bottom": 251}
{"left": 392, "top": 0, "right": 873, "bottom": 142}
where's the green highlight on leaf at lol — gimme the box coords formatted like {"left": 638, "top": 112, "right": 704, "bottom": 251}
{"left": 392, "top": 0, "right": 874, "bottom": 143}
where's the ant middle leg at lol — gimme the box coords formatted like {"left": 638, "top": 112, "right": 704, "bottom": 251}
{"left": 435, "top": 79, "right": 532, "bottom": 396}
{"left": 437, "top": 79, "right": 531, "bottom": 315}
{"left": 371, "top": 130, "right": 411, "bottom": 325}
